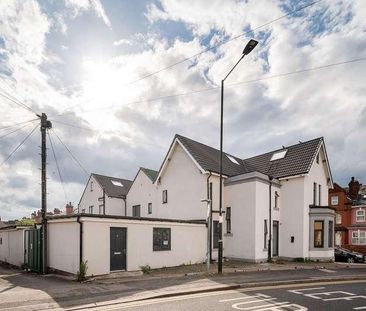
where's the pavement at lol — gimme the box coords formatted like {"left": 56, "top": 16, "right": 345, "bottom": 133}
{"left": 1, "top": 262, "right": 366, "bottom": 310}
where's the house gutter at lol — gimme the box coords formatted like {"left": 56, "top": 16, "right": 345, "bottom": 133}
{"left": 77, "top": 216, "right": 83, "bottom": 267}
{"left": 268, "top": 176, "right": 273, "bottom": 262}
{"left": 123, "top": 198, "right": 127, "bottom": 216}
{"left": 207, "top": 171, "right": 212, "bottom": 263}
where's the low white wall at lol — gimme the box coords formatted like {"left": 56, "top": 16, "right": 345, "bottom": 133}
{"left": 48, "top": 221, "right": 80, "bottom": 274}
{"left": 47, "top": 217, "right": 207, "bottom": 276}
{"left": 0, "top": 228, "right": 25, "bottom": 267}
{"left": 82, "top": 217, "right": 207, "bottom": 276}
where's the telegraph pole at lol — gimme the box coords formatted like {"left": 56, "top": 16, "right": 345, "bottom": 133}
{"left": 39, "top": 113, "right": 52, "bottom": 274}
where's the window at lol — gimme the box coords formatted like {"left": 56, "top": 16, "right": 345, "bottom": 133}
{"left": 356, "top": 210, "right": 365, "bottom": 222}
{"left": 313, "top": 182, "right": 317, "bottom": 205}
{"left": 270, "top": 149, "right": 288, "bottom": 161}
{"left": 336, "top": 213, "right": 342, "bottom": 224}
{"left": 153, "top": 228, "right": 171, "bottom": 251}
{"left": 132, "top": 205, "right": 141, "bottom": 217}
{"left": 226, "top": 154, "right": 240, "bottom": 165}
{"left": 264, "top": 219, "right": 268, "bottom": 249}
{"left": 316, "top": 153, "right": 319, "bottom": 164}
{"left": 148, "top": 203, "right": 152, "bottom": 214}
{"left": 331, "top": 195, "right": 339, "bottom": 206}
{"left": 352, "top": 230, "right": 366, "bottom": 245}
{"left": 90, "top": 181, "right": 93, "bottom": 192}
{"left": 0, "top": 237, "right": 2, "bottom": 245}
{"left": 99, "top": 204, "right": 103, "bottom": 215}
{"left": 274, "top": 191, "right": 279, "bottom": 209}
{"left": 314, "top": 220, "right": 324, "bottom": 248}
{"left": 88, "top": 205, "right": 93, "bottom": 214}
{"left": 162, "top": 190, "right": 168, "bottom": 204}
{"left": 226, "top": 207, "right": 231, "bottom": 234}
{"left": 328, "top": 220, "right": 333, "bottom": 247}
{"left": 318, "top": 184, "right": 321, "bottom": 206}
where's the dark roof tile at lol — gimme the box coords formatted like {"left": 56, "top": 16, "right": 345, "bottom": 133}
{"left": 92, "top": 173, "right": 132, "bottom": 198}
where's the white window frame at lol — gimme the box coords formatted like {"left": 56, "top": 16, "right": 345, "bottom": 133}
{"left": 356, "top": 210, "right": 365, "bottom": 222}
{"left": 89, "top": 205, "right": 93, "bottom": 214}
{"left": 336, "top": 213, "right": 342, "bottom": 225}
{"left": 331, "top": 195, "right": 338, "bottom": 206}
{"left": 352, "top": 230, "right": 366, "bottom": 245}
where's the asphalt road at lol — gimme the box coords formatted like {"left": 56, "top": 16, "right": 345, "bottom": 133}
{"left": 104, "top": 280, "right": 366, "bottom": 311}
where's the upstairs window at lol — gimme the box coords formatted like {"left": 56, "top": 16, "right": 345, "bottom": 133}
{"left": 356, "top": 210, "right": 365, "bottom": 222}
{"left": 331, "top": 195, "right": 339, "bottom": 206}
{"left": 270, "top": 149, "right": 288, "bottom": 161}
{"left": 336, "top": 213, "right": 342, "bottom": 224}
{"left": 162, "top": 190, "right": 168, "bottom": 204}
{"left": 132, "top": 205, "right": 141, "bottom": 217}
{"left": 316, "top": 153, "right": 319, "bottom": 164}
{"left": 313, "top": 182, "right": 317, "bottom": 205}
{"left": 318, "top": 184, "right": 322, "bottom": 206}
{"left": 226, "top": 154, "right": 240, "bottom": 165}
{"left": 153, "top": 228, "right": 171, "bottom": 251}
{"left": 111, "top": 180, "right": 123, "bottom": 187}
{"left": 99, "top": 204, "right": 103, "bottom": 215}
{"left": 90, "top": 181, "right": 93, "bottom": 192}
{"left": 148, "top": 203, "right": 152, "bottom": 214}
{"left": 274, "top": 191, "right": 279, "bottom": 209}
{"left": 88, "top": 205, "right": 93, "bottom": 214}
{"left": 226, "top": 207, "right": 231, "bottom": 234}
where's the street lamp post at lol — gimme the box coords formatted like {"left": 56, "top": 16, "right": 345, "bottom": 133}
{"left": 218, "top": 39, "right": 258, "bottom": 274}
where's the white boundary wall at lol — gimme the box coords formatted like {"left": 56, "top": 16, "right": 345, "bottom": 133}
{"left": 48, "top": 216, "right": 207, "bottom": 276}
{"left": 0, "top": 227, "right": 26, "bottom": 267}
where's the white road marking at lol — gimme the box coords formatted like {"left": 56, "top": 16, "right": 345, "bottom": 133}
{"left": 220, "top": 294, "right": 270, "bottom": 302}
{"left": 320, "top": 269, "right": 336, "bottom": 273}
{"left": 288, "top": 287, "right": 325, "bottom": 294}
{"left": 304, "top": 291, "right": 355, "bottom": 300}
{"left": 232, "top": 300, "right": 286, "bottom": 310}
{"left": 354, "top": 307, "right": 366, "bottom": 310}
{"left": 324, "top": 295, "right": 366, "bottom": 301}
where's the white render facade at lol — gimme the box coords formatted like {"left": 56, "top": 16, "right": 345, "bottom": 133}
{"left": 126, "top": 134, "right": 335, "bottom": 263}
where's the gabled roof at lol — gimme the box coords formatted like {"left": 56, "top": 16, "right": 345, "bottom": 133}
{"left": 158, "top": 134, "right": 329, "bottom": 181}
{"left": 243, "top": 137, "right": 324, "bottom": 179}
{"left": 141, "top": 167, "right": 159, "bottom": 182}
{"left": 176, "top": 134, "right": 256, "bottom": 177}
{"left": 92, "top": 173, "right": 132, "bottom": 198}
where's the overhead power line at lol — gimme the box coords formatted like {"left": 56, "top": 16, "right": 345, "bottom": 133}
{"left": 51, "top": 128, "right": 89, "bottom": 176}
{"left": 0, "top": 123, "right": 39, "bottom": 167}
{"left": 51, "top": 120, "right": 92, "bottom": 131}
{"left": 0, "top": 120, "right": 37, "bottom": 139}
{"left": 124, "top": 1, "right": 321, "bottom": 87}
{"left": 74, "top": 55, "right": 366, "bottom": 113}
{"left": 0, "top": 118, "right": 39, "bottom": 131}
{"left": 0, "top": 89, "right": 38, "bottom": 115}
{"left": 47, "top": 130, "right": 68, "bottom": 202}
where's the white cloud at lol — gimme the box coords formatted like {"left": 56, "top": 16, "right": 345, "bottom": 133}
{"left": 65, "top": 0, "right": 111, "bottom": 28}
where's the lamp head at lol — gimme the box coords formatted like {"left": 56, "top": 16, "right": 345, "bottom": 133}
{"left": 242, "top": 39, "right": 258, "bottom": 55}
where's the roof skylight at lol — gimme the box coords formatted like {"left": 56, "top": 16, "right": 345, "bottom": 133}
{"left": 270, "top": 149, "right": 288, "bottom": 161}
{"left": 226, "top": 154, "right": 240, "bottom": 165}
{"left": 111, "top": 180, "right": 124, "bottom": 187}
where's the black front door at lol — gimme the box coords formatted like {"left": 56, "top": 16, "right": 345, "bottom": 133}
{"left": 110, "top": 227, "right": 127, "bottom": 271}
{"left": 273, "top": 221, "right": 279, "bottom": 257}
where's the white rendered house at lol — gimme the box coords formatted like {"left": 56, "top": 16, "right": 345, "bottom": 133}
{"left": 127, "top": 134, "right": 334, "bottom": 262}
{"left": 78, "top": 173, "right": 133, "bottom": 216}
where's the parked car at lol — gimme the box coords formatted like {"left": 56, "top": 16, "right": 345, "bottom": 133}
{"left": 334, "top": 247, "right": 366, "bottom": 263}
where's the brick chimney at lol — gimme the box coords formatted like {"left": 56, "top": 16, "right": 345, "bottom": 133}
{"left": 348, "top": 177, "right": 361, "bottom": 200}
{"left": 65, "top": 202, "right": 74, "bottom": 215}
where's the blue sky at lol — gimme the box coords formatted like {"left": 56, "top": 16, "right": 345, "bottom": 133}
{"left": 0, "top": 0, "right": 365, "bottom": 220}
